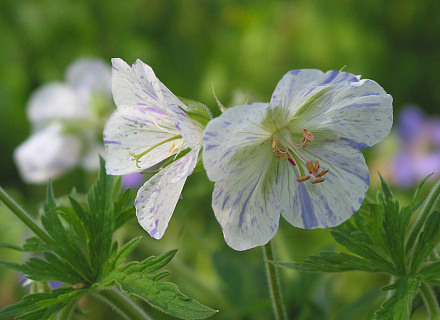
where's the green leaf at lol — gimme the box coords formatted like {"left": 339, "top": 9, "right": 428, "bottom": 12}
{"left": 102, "top": 237, "right": 142, "bottom": 278}
{"left": 43, "top": 180, "right": 57, "bottom": 213}
{"left": 273, "top": 251, "right": 395, "bottom": 274}
{"left": 411, "top": 173, "right": 434, "bottom": 207}
{"left": 373, "top": 277, "right": 420, "bottom": 320}
{"left": 0, "top": 288, "right": 87, "bottom": 318}
{"left": 0, "top": 242, "right": 23, "bottom": 251}
{"left": 102, "top": 250, "right": 217, "bottom": 319}
{"left": 377, "top": 176, "right": 407, "bottom": 275}
{"left": 411, "top": 210, "right": 440, "bottom": 272}
{"left": 330, "top": 231, "right": 395, "bottom": 274}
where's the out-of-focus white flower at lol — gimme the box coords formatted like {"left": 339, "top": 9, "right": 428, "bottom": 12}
{"left": 14, "top": 58, "right": 114, "bottom": 184}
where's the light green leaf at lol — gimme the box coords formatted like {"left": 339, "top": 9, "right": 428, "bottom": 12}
{"left": 373, "top": 277, "right": 420, "bottom": 320}
{"left": 102, "top": 250, "right": 217, "bottom": 319}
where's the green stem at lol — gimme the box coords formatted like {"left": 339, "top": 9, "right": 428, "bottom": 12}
{"left": 0, "top": 187, "right": 55, "bottom": 245}
{"left": 263, "top": 241, "right": 287, "bottom": 320}
{"left": 407, "top": 179, "right": 440, "bottom": 253}
{"left": 94, "top": 288, "right": 153, "bottom": 320}
{"left": 420, "top": 282, "right": 440, "bottom": 320}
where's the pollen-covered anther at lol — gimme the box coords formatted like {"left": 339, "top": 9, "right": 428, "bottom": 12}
{"left": 306, "top": 160, "right": 315, "bottom": 174}
{"left": 311, "top": 178, "right": 325, "bottom": 184}
{"left": 297, "top": 175, "right": 311, "bottom": 182}
{"left": 314, "top": 160, "right": 320, "bottom": 174}
{"left": 302, "top": 129, "right": 314, "bottom": 147}
{"left": 315, "top": 168, "right": 329, "bottom": 178}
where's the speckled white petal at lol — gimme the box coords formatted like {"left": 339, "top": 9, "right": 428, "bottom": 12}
{"left": 111, "top": 58, "right": 181, "bottom": 110}
{"left": 211, "top": 142, "right": 282, "bottom": 251}
{"left": 170, "top": 105, "right": 205, "bottom": 150}
{"left": 103, "top": 106, "right": 184, "bottom": 175}
{"left": 291, "top": 79, "right": 393, "bottom": 148}
{"left": 271, "top": 70, "right": 360, "bottom": 118}
{"left": 280, "top": 140, "right": 370, "bottom": 229}
{"left": 203, "top": 103, "right": 273, "bottom": 182}
{"left": 135, "top": 152, "right": 196, "bottom": 239}
{"left": 14, "top": 123, "right": 81, "bottom": 184}
{"left": 27, "top": 83, "right": 86, "bottom": 127}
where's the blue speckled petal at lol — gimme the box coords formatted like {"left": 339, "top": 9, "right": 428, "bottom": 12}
{"left": 280, "top": 139, "right": 370, "bottom": 229}
{"left": 135, "top": 151, "right": 197, "bottom": 239}
{"left": 211, "top": 144, "right": 282, "bottom": 251}
{"left": 203, "top": 102, "right": 273, "bottom": 182}
{"left": 103, "top": 106, "right": 184, "bottom": 174}
{"left": 271, "top": 69, "right": 360, "bottom": 119}
{"left": 111, "top": 58, "right": 181, "bottom": 110}
{"left": 287, "top": 78, "right": 393, "bottom": 148}
{"left": 170, "top": 105, "right": 205, "bottom": 150}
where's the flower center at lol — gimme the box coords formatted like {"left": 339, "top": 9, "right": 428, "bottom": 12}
{"left": 271, "top": 129, "right": 328, "bottom": 184}
{"left": 129, "top": 134, "right": 183, "bottom": 168}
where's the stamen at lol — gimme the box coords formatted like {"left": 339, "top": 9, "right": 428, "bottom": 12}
{"left": 302, "top": 129, "right": 314, "bottom": 147}
{"left": 306, "top": 161, "right": 315, "bottom": 174}
{"left": 297, "top": 175, "right": 311, "bottom": 182}
{"left": 169, "top": 141, "right": 176, "bottom": 153}
{"left": 311, "top": 178, "right": 325, "bottom": 184}
{"left": 315, "top": 168, "right": 329, "bottom": 178}
{"left": 314, "top": 160, "right": 320, "bottom": 174}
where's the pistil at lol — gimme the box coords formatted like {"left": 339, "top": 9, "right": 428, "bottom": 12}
{"left": 130, "top": 134, "right": 182, "bottom": 168}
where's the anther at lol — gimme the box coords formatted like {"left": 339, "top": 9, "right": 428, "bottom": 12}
{"left": 297, "top": 175, "right": 311, "bottom": 182}
{"left": 169, "top": 141, "right": 176, "bottom": 153}
{"left": 272, "top": 139, "right": 278, "bottom": 152}
{"left": 314, "top": 160, "right": 320, "bottom": 174}
{"left": 311, "top": 178, "right": 325, "bottom": 184}
{"left": 315, "top": 168, "right": 329, "bottom": 178}
{"left": 306, "top": 161, "right": 315, "bottom": 174}
{"left": 302, "top": 129, "right": 314, "bottom": 147}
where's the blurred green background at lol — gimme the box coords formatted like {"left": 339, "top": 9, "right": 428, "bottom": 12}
{"left": 1, "top": 0, "right": 439, "bottom": 319}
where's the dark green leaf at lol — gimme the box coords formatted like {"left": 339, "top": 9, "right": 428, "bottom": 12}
{"left": 0, "top": 242, "right": 23, "bottom": 251}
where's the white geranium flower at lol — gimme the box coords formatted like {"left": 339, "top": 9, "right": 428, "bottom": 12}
{"left": 14, "top": 58, "right": 113, "bottom": 183}
{"left": 203, "top": 69, "right": 393, "bottom": 251}
{"left": 103, "top": 58, "right": 209, "bottom": 239}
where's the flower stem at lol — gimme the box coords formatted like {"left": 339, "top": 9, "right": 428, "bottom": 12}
{"left": 407, "top": 179, "right": 440, "bottom": 253}
{"left": 94, "top": 288, "right": 154, "bottom": 320}
{"left": 263, "top": 241, "right": 287, "bottom": 320}
{"left": 0, "top": 187, "right": 55, "bottom": 245}
{"left": 420, "top": 282, "right": 440, "bottom": 320}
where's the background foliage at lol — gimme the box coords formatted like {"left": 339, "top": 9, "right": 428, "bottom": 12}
{"left": 1, "top": 1, "right": 439, "bottom": 319}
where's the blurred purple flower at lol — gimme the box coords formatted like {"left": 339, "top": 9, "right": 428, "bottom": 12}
{"left": 121, "top": 172, "right": 144, "bottom": 189}
{"left": 393, "top": 106, "right": 440, "bottom": 187}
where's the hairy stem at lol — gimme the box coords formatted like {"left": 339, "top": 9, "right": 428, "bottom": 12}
{"left": 0, "top": 187, "right": 55, "bottom": 245}
{"left": 93, "top": 288, "right": 153, "bottom": 320}
{"left": 263, "top": 241, "right": 288, "bottom": 320}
